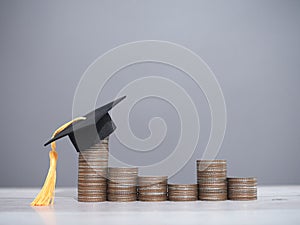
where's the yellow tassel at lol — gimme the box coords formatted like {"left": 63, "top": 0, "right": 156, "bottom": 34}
{"left": 31, "top": 117, "right": 86, "bottom": 206}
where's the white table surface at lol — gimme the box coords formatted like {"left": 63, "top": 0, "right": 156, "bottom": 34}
{"left": 0, "top": 186, "right": 299, "bottom": 225}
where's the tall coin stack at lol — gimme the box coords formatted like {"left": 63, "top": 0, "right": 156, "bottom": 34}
{"left": 138, "top": 176, "right": 168, "bottom": 201}
{"left": 168, "top": 184, "right": 198, "bottom": 201}
{"left": 227, "top": 177, "right": 257, "bottom": 201}
{"left": 197, "top": 160, "right": 227, "bottom": 201}
{"left": 77, "top": 138, "right": 109, "bottom": 202}
{"left": 107, "top": 167, "right": 138, "bottom": 202}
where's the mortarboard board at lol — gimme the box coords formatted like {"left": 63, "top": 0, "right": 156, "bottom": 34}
{"left": 44, "top": 95, "right": 126, "bottom": 152}
{"left": 31, "top": 96, "right": 126, "bottom": 206}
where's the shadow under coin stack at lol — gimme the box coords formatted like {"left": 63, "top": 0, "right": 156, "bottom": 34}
{"left": 168, "top": 184, "right": 198, "bottom": 201}
{"left": 77, "top": 138, "right": 109, "bottom": 202}
{"left": 138, "top": 176, "right": 168, "bottom": 201}
{"left": 227, "top": 177, "right": 257, "bottom": 201}
{"left": 107, "top": 167, "right": 138, "bottom": 202}
{"left": 197, "top": 160, "right": 227, "bottom": 201}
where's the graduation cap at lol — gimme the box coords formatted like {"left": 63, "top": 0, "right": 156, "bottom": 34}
{"left": 44, "top": 96, "right": 126, "bottom": 152}
{"left": 31, "top": 96, "right": 126, "bottom": 206}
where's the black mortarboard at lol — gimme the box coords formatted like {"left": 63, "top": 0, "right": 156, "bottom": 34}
{"left": 44, "top": 96, "right": 126, "bottom": 152}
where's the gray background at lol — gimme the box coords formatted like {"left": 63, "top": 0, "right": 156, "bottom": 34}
{"left": 0, "top": 0, "right": 300, "bottom": 187}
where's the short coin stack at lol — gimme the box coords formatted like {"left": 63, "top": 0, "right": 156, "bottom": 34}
{"left": 168, "top": 184, "right": 198, "bottom": 201}
{"left": 227, "top": 177, "right": 257, "bottom": 201}
{"left": 107, "top": 167, "right": 138, "bottom": 202}
{"left": 197, "top": 160, "right": 227, "bottom": 201}
{"left": 77, "top": 138, "right": 109, "bottom": 202}
{"left": 138, "top": 176, "right": 168, "bottom": 201}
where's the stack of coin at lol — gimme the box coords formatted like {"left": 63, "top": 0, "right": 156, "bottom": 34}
{"left": 227, "top": 177, "right": 257, "bottom": 201}
{"left": 197, "top": 160, "right": 227, "bottom": 201}
{"left": 107, "top": 167, "right": 138, "bottom": 202}
{"left": 168, "top": 184, "right": 198, "bottom": 201}
{"left": 138, "top": 176, "right": 168, "bottom": 201}
{"left": 77, "top": 138, "right": 109, "bottom": 202}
